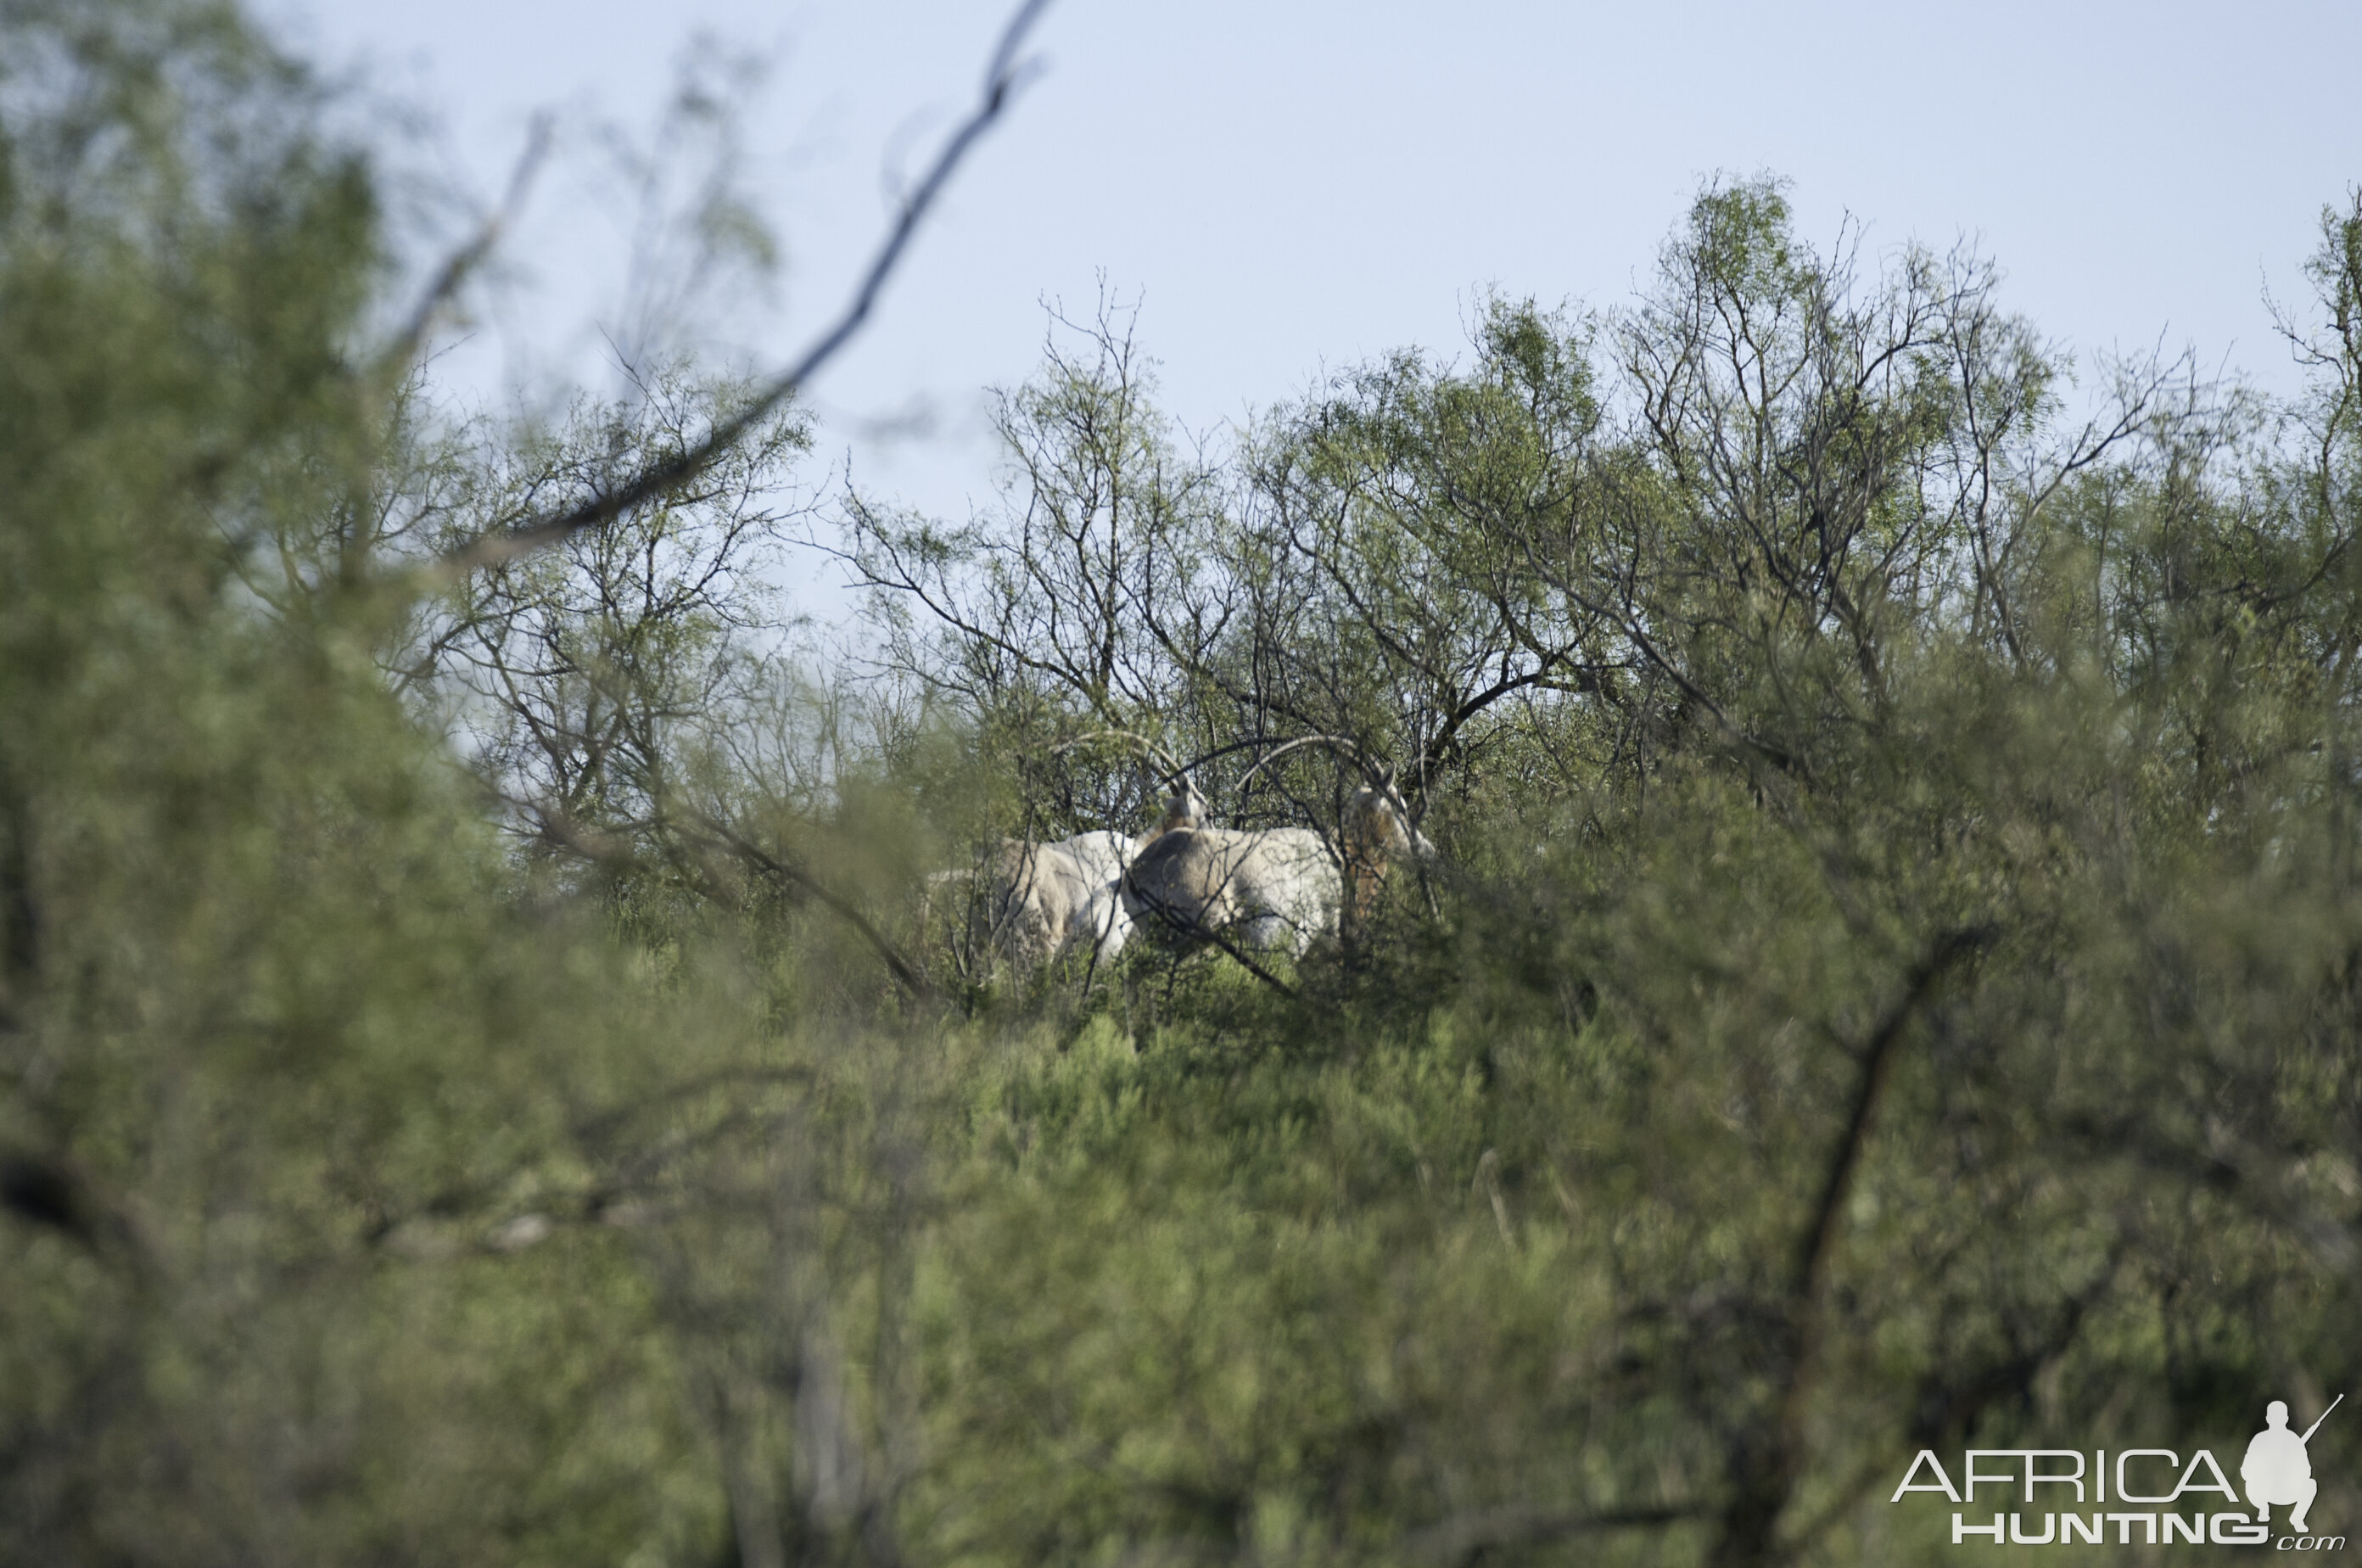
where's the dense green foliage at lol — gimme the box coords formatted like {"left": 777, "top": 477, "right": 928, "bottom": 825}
{"left": 8, "top": 2, "right": 2362, "bottom": 1565}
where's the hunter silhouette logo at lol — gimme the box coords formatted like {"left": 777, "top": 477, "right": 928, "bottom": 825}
{"left": 2245, "top": 1396, "right": 2338, "bottom": 1536}
{"left": 1888, "top": 1392, "right": 2346, "bottom": 1549}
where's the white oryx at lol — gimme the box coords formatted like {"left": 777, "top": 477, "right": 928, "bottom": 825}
{"left": 941, "top": 764, "right": 1210, "bottom": 975}
{"left": 1122, "top": 777, "right": 1436, "bottom": 956}
{"left": 972, "top": 830, "right": 1135, "bottom": 970}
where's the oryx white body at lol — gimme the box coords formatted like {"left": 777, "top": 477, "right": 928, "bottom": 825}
{"left": 1122, "top": 787, "right": 1434, "bottom": 955}
{"left": 926, "top": 777, "right": 1216, "bottom": 976}
{"left": 974, "top": 831, "right": 1139, "bottom": 969}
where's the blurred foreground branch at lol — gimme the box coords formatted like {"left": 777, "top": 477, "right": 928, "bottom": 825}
{"left": 421, "top": 0, "right": 1053, "bottom": 585}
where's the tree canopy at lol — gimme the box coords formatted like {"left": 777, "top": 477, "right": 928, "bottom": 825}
{"left": 6, "top": 3, "right": 2362, "bottom": 1565}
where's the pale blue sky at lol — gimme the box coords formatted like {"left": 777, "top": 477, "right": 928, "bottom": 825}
{"left": 272, "top": 0, "right": 2362, "bottom": 593}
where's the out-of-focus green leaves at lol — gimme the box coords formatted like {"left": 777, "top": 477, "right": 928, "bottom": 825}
{"left": 10, "top": 2, "right": 2362, "bottom": 1565}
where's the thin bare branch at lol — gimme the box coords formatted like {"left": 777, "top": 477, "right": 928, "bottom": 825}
{"left": 420, "top": 0, "right": 1053, "bottom": 585}
{"left": 378, "top": 115, "right": 553, "bottom": 379}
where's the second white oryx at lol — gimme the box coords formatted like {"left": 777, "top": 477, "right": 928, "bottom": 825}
{"left": 1122, "top": 778, "right": 1436, "bottom": 955}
